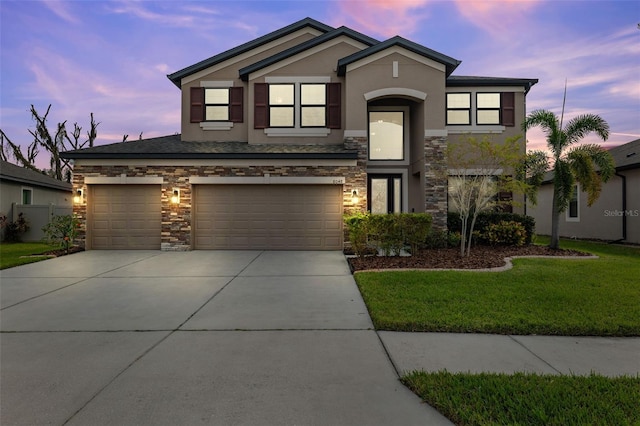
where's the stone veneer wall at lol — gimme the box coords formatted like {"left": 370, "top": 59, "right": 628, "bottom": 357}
{"left": 424, "top": 136, "right": 448, "bottom": 229}
{"left": 72, "top": 160, "right": 366, "bottom": 251}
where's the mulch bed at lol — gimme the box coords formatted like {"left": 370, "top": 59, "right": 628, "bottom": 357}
{"left": 39, "top": 246, "right": 85, "bottom": 257}
{"left": 347, "top": 245, "right": 592, "bottom": 272}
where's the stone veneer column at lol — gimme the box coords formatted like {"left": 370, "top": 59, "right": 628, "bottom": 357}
{"left": 424, "top": 136, "right": 448, "bottom": 229}
{"left": 343, "top": 136, "right": 368, "bottom": 215}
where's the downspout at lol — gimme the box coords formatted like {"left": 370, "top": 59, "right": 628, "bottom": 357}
{"left": 612, "top": 171, "right": 627, "bottom": 243}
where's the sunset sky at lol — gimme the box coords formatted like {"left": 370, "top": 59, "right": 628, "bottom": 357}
{"left": 1, "top": 1, "right": 638, "bottom": 169}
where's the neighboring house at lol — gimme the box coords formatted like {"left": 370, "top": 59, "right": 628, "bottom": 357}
{"left": 0, "top": 160, "right": 72, "bottom": 241}
{"left": 527, "top": 139, "right": 640, "bottom": 244}
{"left": 61, "top": 17, "right": 537, "bottom": 251}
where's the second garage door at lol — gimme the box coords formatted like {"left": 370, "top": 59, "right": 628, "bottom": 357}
{"left": 89, "top": 184, "right": 161, "bottom": 249}
{"left": 194, "top": 184, "right": 343, "bottom": 250}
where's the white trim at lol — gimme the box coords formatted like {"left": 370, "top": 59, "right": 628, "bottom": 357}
{"left": 264, "top": 128, "right": 330, "bottom": 137}
{"left": 190, "top": 176, "right": 345, "bottom": 185}
{"left": 364, "top": 87, "right": 427, "bottom": 101}
{"left": 248, "top": 36, "right": 369, "bottom": 80}
{"left": 181, "top": 28, "right": 324, "bottom": 85}
{"left": 85, "top": 176, "right": 163, "bottom": 184}
{"left": 76, "top": 159, "right": 357, "bottom": 167}
{"left": 392, "top": 61, "right": 399, "bottom": 78}
{"left": 448, "top": 126, "right": 506, "bottom": 134}
{"left": 424, "top": 129, "right": 448, "bottom": 137}
{"left": 200, "top": 80, "right": 234, "bottom": 88}
{"left": 344, "top": 130, "right": 367, "bottom": 138}
{"left": 200, "top": 122, "right": 233, "bottom": 131}
{"left": 446, "top": 86, "right": 525, "bottom": 93}
{"left": 265, "top": 76, "right": 331, "bottom": 84}
{"left": 346, "top": 46, "right": 446, "bottom": 74}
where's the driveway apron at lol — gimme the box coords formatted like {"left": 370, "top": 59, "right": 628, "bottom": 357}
{"left": 0, "top": 250, "right": 450, "bottom": 425}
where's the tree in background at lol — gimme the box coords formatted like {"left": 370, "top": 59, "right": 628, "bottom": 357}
{"left": 523, "top": 109, "right": 614, "bottom": 249}
{"left": 0, "top": 105, "right": 99, "bottom": 181}
{"left": 447, "top": 135, "right": 530, "bottom": 257}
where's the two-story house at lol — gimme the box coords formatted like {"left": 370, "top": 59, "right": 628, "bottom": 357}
{"left": 61, "top": 17, "right": 537, "bottom": 251}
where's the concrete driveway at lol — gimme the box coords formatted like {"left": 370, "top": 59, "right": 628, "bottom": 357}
{"left": 0, "top": 250, "right": 450, "bottom": 425}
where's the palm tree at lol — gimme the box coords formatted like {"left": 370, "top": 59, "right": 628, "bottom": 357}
{"left": 523, "top": 110, "right": 615, "bottom": 249}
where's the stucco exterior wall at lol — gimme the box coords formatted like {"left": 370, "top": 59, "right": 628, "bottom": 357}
{"left": 0, "top": 179, "right": 71, "bottom": 219}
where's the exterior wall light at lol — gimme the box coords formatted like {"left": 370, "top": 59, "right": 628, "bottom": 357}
{"left": 170, "top": 188, "right": 180, "bottom": 204}
{"left": 351, "top": 189, "right": 359, "bottom": 204}
{"left": 74, "top": 188, "right": 83, "bottom": 204}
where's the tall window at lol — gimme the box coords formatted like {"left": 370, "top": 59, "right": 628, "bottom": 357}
{"left": 22, "top": 188, "right": 32, "bottom": 205}
{"left": 369, "top": 175, "right": 402, "bottom": 214}
{"left": 269, "top": 84, "right": 295, "bottom": 127}
{"left": 368, "top": 111, "right": 404, "bottom": 160}
{"left": 204, "top": 88, "right": 230, "bottom": 121}
{"left": 446, "top": 93, "right": 471, "bottom": 125}
{"left": 567, "top": 184, "right": 579, "bottom": 221}
{"left": 300, "top": 84, "right": 326, "bottom": 127}
{"left": 476, "top": 93, "right": 501, "bottom": 125}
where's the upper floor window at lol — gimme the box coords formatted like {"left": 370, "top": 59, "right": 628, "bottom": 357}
{"left": 190, "top": 85, "right": 243, "bottom": 125}
{"left": 204, "top": 88, "right": 230, "bottom": 121}
{"left": 476, "top": 93, "right": 501, "bottom": 125}
{"left": 369, "top": 111, "right": 404, "bottom": 160}
{"left": 446, "top": 93, "right": 471, "bottom": 125}
{"left": 254, "top": 81, "right": 341, "bottom": 132}
{"left": 22, "top": 188, "right": 33, "bottom": 205}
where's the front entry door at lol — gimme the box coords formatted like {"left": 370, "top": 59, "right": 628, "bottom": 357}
{"left": 368, "top": 175, "right": 401, "bottom": 214}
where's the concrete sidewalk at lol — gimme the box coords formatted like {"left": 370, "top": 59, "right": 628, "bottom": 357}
{"left": 379, "top": 332, "right": 640, "bottom": 378}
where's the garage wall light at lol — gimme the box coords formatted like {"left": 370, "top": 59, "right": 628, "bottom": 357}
{"left": 73, "top": 188, "right": 83, "bottom": 204}
{"left": 170, "top": 188, "right": 180, "bottom": 204}
{"left": 351, "top": 189, "right": 359, "bottom": 204}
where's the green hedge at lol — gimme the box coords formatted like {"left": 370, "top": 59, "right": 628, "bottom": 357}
{"left": 344, "top": 213, "right": 432, "bottom": 257}
{"left": 447, "top": 211, "right": 536, "bottom": 245}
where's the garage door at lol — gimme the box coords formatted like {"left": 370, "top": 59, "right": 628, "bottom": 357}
{"left": 89, "top": 185, "right": 161, "bottom": 249}
{"left": 194, "top": 185, "right": 343, "bottom": 250}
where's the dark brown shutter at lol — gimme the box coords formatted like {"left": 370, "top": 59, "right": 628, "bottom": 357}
{"left": 326, "top": 82, "right": 341, "bottom": 129}
{"left": 254, "top": 83, "right": 268, "bottom": 129}
{"left": 501, "top": 92, "right": 515, "bottom": 127}
{"left": 190, "top": 87, "right": 204, "bottom": 123}
{"left": 229, "top": 86, "right": 243, "bottom": 123}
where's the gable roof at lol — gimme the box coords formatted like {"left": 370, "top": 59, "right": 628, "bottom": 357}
{"left": 167, "top": 17, "right": 334, "bottom": 87}
{"left": 447, "top": 75, "right": 539, "bottom": 94}
{"left": 60, "top": 134, "right": 358, "bottom": 160}
{"left": 238, "top": 26, "right": 379, "bottom": 81}
{"left": 337, "top": 35, "right": 461, "bottom": 77}
{"left": 609, "top": 138, "right": 640, "bottom": 171}
{"left": 0, "top": 161, "right": 72, "bottom": 192}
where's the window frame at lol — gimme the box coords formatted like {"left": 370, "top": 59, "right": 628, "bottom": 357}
{"left": 476, "top": 92, "right": 502, "bottom": 125}
{"left": 21, "top": 187, "right": 33, "bottom": 205}
{"left": 204, "top": 87, "right": 230, "bottom": 122}
{"left": 367, "top": 174, "right": 403, "bottom": 214}
{"left": 566, "top": 184, "right": 580, "bottom": 222}
{"left": 446, "top": 92, "right": 471, "bottom": 125}
{"left": 367, "top": 109, "right": 407, "bottom": 162}
{"left": 268, "top": 83, "right": 295, "bottom": 128}
{"left": 299, "top": 83, "right": 327, "bottom": 128}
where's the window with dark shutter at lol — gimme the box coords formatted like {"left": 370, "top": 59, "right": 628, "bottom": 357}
{"left": 254, "top": 83, "right": 268, "bottom": 129}
{"left": 229, "top": 87, "right": 243, "bottom": 123}
{"left": 501, "top": 92, "right": 515, "bottom": 127}
{"left": 327, "top": 83, "right": 341, "bottom": 129}
{"left": 190, "top": 87, "right": 204, "bottom": 123}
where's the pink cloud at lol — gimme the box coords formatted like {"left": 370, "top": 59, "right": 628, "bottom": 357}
{"left": 333, "top": 0, "right": 432, "bottom": 38}
{"left": 454, "top": 0, "right": 541, "bottom": 39}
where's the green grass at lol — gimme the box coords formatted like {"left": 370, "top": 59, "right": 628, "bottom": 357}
{"left": 0, "top": 242, "right": 58, "bottom": 269}
{"left": 354, "top": 239, "right": 640, "bottom": 335}
{"left": 402, "top": 371, "right": 640, "bottom": 426}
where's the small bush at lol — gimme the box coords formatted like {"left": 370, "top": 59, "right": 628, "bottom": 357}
{"left": 482, "top": 220, "right": 527, "bottom": 246}
{"left": 42, "top": 214, "right": 79, "bottom": 254}
{"left": 399, "top": 213, "right": 432, "bottom": 255}
{"left": 344, "top": 212, "right": 369, "bottom": 258}
{"left": 1, "top": 212, "right": 30, "bottom": 242}
{"left": 424, "top": 229, "right": 459, "bottom": 249}
{"left": 368, "top": 214, "right": 404, "bottom": 256}
{"left": 448, "top": 211, "right": 535, "bottom": 245}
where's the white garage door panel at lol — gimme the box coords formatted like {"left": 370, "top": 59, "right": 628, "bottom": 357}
{"left": 89, "top": 185, "right": 161, "bottom": 250}
{"left": 194, "top": 184, "right": 343, "bottom": 250}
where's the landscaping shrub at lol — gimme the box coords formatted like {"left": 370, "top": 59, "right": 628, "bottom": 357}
{"left": 344, "top": 213, "right": 432, "bottom": 256}
{"left": 448, "top": 211, "right": 535, "bottom": 245}
{"left": 42, "top": 214, "right": 79, "bottom": 254}
{"left": 482, "top": 220, "right": 527, "bottom": 246}
{"left": 0, "top": 212, "right": 30, "bottom": 242}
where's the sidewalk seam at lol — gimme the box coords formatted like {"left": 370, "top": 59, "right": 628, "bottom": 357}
{"left": 508, "top": 335, "right": 562, "bottom": 374}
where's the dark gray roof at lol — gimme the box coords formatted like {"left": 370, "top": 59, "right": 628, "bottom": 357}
{"left": 447, "top": 75, "right": 539, "bottom": 94}
{"left": 0, "top": 160, "right": 72, "bottom": 192}
{"left": 609, "top": 138, "right": 640, "bottom": 171}
{"left": 239, "top": 26, "right": 379, "bottom": 81}
{"left": 60, "top": 134, "right": 358, "bottom": 160}
{"left": 337, "top": 36, "right": 461, "bottom": 77}
{"left": 167, "top": 18, "right": 334, "bottom": 88}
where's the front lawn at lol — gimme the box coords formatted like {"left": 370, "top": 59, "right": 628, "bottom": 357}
{"left": 402, "top": 371, "right": 640, "bottom": 426}
{"left": 0, "top": 242, "right": 58, "bottom": 270}
{"left": 354, "top": 239, "right": 640, "bottom": 335}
